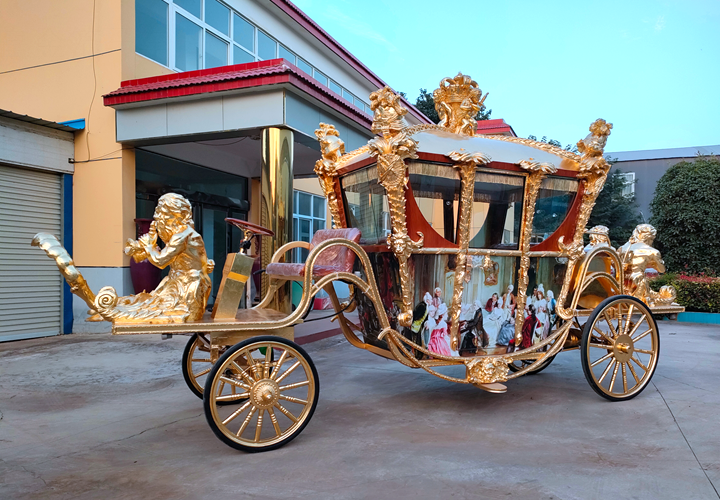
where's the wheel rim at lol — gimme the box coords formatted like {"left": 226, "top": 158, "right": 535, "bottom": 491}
{"left": 186, "top": 334, "right": 213, "bottom": 394}
{"left": 584, "top": 298, "right": 659, "bottom": 398}
{"left": 207, "top": 340, "right": 316, "bottom": 448}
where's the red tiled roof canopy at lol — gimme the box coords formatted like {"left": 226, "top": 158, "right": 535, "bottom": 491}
{"left": 476, "top": 118, "right": 516, "bottom": 137}
{"left": 103, "top": 59, "right": 372, "bottom": 128}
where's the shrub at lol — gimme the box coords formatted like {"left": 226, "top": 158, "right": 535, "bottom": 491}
{"left": 650, "top": 156, "right": 720, "bottom": 274}
{"left": 650, "top": 274, "right": 720, "bottom": 313}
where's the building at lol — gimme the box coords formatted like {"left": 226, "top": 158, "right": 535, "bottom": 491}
{"left": 476, "top": 118, "right": 517, "bottom": 137}
{"left": 0, "top": 0, "right": 431, "bottom": 339}
{"left": 608, "top": 145, "right": 720, "bottom": 220}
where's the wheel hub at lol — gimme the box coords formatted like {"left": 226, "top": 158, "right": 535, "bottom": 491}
{"left": 613, "top": 334, "right": 634, "bottom": 363}
{"left": 250, "top": 379, "right": 279, "bottom": 409}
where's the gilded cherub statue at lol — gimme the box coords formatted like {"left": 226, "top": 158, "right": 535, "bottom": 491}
{"left": 32, "top": 193, "right": 215, "bottom": 324}
{"left": 618, "top": 224, "right": 676, "bottom": 307}
{"left": 584, "top": 225, "right": 613, "bottom": 252}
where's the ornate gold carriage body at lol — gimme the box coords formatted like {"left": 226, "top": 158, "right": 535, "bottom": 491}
{"left": 32, "top": 74, "right": 683, "bottom": 453}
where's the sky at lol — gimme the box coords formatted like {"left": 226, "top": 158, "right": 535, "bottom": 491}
{"left": 293, "top": 0, "right": 720, "bottom": 152}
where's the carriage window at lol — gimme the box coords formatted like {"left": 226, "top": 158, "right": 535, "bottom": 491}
{"left": 408, "top": 163, "right": 461, "bottom": 243}
{"left": 468, "top": 172, "right": 524, "bottom": 250}
{"left": 341, "top": 166, "right": 390, "bottom": 245}
{"left": 531, "top": 177, "right": 578, "bottom": 244}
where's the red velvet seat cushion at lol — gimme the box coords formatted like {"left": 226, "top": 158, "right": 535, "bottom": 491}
{"left": 265, "top": 228, "right": 362, "bottom": 278}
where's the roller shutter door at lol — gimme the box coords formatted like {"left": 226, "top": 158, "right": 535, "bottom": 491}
{"left": 0, "top": 165, "right": 63, "bottom": 342}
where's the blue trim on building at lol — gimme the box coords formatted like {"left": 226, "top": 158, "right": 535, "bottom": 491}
{"left": 58, "top": 118, "right": 85, "bottom": 130}
{"left": 677, "top": 312, "right": 720, "bottom": 325}
{"left": 62, "top": 174, "right": 74, "bottom": 334}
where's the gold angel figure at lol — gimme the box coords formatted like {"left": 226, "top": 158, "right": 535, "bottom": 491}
{"left": 618, "top": 224, "right": 676, "bottom": 307}
{"left": 32, "top": 193, "right": 214, "bottom": 324}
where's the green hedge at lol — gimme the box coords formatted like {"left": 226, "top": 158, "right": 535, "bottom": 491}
{"left": 650, "top": 274, "right": 720, "bottom": 313}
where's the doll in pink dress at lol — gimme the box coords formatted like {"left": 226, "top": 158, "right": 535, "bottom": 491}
{"left": 427, "top": 303, "right": 452, "bottom": 357}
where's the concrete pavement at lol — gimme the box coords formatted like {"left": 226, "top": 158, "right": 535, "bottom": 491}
{"left": 0, "top": 321, "right": 718, "bottom": 499}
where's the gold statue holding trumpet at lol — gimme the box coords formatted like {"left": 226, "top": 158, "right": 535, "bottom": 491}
{"left": 33, "top": 193, "right": 214, "bottom": 323}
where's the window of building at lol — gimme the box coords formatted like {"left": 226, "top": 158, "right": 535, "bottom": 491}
{"left": 135, "top": 0, "right": 372, "bottom": 113}
{"left": 233, "top": 45, "right": 253, "bottom": 64}
{"left": 293, "top": 191, "right": 326, "bottom": 263}
{"left": 175, "top": 0, "right": 200, "bottom": 18}
{"left": 617, "top": 172, "right": 636, "bottom": 197}
{"left": 136, "top": 0, "right": 168, "bottom": 65}
{"left": 175, "top": 13, "right": 202, "bottom": 71}
{"left": 205, "top": 32, "right": 228, "bottom": 68}
{"left": 328, "top": 79, "right": 342, "bottom": 95}
{"left": 233, "top": 13, "right": 254, "bottom": 52}
{"left": 279, "top": 45, "right": 296, "bottom": 64}
{"left": 205, "top": 0, "right": 229, "bottom": 35}
{"left": 257, "top": 30, "right": 277, "bottom": 60}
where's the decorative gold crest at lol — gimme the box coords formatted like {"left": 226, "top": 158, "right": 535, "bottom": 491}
{"left": 369, "top": 86, "right": 409, "bottom": 137}
{"left": 314, "top": 123, "right": 346, "bottom": 228}
{"left": 467, "top": 357, "right": 509, "bottom": 385}
{"left": 434, "top": 73, "right": 488, "bottom": 136}
{"left": 368, "top": 87, "right": 422, "bottom": 327}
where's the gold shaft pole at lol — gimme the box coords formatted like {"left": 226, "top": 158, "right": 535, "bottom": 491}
{"left": 260, "top": 128, "right": 294, "bottom": 314}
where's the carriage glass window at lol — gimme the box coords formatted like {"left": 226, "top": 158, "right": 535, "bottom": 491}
{"left": 408, "top": 163, "right": 461, "bottom": 243}
{"left": 531, "top": 176, "right": 578, "bottom": 244}
{"left": 341, "top": 166, "right": 390, "bottom": 245}
{"left": 468, "top": 171, "right": 524, "bottom": 250}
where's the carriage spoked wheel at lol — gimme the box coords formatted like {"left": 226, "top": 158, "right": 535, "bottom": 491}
{"left": 203, "top": 336, "right": 319, "bottom": 452}
{"left": 182, "top": 334, "right": 242, "bottom": 405}
{"left": 182, "top": 333, "right": 214, "bottom": 399}
{"left": 581, "top": 295, "right": 660, "bottom": 401}
{"left": 507, "top": 352, "right": 556, "bottom": 374}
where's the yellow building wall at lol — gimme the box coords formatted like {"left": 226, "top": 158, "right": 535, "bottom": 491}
{"left": 0, "top": 0, "right": 173, "bottom": 267}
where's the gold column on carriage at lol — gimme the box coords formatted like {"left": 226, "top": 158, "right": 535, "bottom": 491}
{"left": 260, "top": 128, "right": 294, "bottom": 314}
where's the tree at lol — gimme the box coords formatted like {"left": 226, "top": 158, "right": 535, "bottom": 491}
{"left": 650, "top": 156, "right": 720, "bottom": 274}
{"left": 587, "top": 168, "right": 642, "bottom": 248}
{"left": 414, "top": 88, "right": 491, "bottom": 124}
{"left": 527, "top": 135, "right": 578, "bottom": 153}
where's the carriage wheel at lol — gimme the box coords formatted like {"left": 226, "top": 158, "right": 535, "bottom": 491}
{"left": 182, "top": 333, "right": 213, "bottom": 399}
{"left": 507, "top": 353, "right": 556, "bottom": 374}
{"left": 203, "top": 336, "right": 319, "bottom": 452}
{"left": 581, "top": 295, "right": 659, "bottom": 401}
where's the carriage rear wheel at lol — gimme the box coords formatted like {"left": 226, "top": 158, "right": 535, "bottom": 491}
{"left": 182, "top": 333, "right": 213, "bottom": 399}
{"left": 507, "top": 353, "right": 556, "bottom": 374}
{"left": 581, "top": 295, "right": 659, "bottom": 401}
{"left": 203, "top": 336, "right": 319, "bottom": 452}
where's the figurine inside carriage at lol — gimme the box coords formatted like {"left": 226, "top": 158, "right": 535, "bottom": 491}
{"left": 33, "top": 73, "right": 683, "bottom": 452}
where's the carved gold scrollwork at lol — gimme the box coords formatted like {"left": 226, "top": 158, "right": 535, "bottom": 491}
{"left": 368, "top": 87, "right": 423, "bottom": 327}
{"left": 434, "top": 74, "right": 488, "bottom": 136}
{"left": 555, "top": 119, "right": 613, "bottom": 320}
{"left": 446, "top": 150, "right": 491, "bottom": 350}
{"left": 513, "top": 159, "right": 558, "bottom": 344}
{"left": 314, "top": 123, "right": 346, "bottom": 228}
{"left": 466, "top": 357, "right": 509, "bottom": 385}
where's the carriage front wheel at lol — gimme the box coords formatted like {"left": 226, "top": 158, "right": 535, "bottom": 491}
{"left": 581, "top": 295, "right": 660, "bottom": 401}
{"left": 203, "top": 336, "right": 319, "bottom": 452}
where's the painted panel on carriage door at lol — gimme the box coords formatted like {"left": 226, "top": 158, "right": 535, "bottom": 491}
{"left": 354, "top": 253, "right": 566, "bottom": 359}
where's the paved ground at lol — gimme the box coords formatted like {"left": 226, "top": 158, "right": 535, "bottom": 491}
{"left": 0, "top": 321, "right": 718, "bottom": 499}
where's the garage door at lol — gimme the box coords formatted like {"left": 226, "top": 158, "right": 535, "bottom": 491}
{"left": 0, "top": 165, "right": 63, "bottom": 342}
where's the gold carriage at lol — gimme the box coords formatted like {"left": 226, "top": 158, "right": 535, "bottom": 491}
{"left": 32, "top": 74, "right": 683, "bottom": 452}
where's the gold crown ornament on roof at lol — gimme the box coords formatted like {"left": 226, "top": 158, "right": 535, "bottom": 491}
{"left": 433, "top": 73, "right": 488, "bottom": 136}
